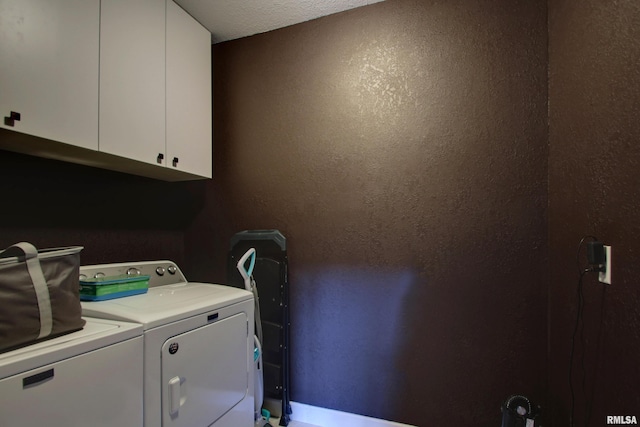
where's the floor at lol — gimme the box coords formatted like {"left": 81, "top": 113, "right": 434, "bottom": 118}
{"left": 266, "top": 418, "right": 321, "bottom": 427}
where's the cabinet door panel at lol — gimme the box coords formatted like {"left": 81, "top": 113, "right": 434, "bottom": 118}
{"left": 0, "top": 0, "right": 99, "bottom": 149}
{"left": 99, "top": 0, "right": 165, "bottom": 165}
{"left": 166, "top": 0, "right": 212, "bottom": 178}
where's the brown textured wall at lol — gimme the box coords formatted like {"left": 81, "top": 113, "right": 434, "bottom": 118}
{"left": 0, "top": 150, "right": 197, "bottom": 266}
{"left": 186, "top": 0, "right": 548, "bottom": 424}
{"left": 548, "top": 0, "right": 640, "bottom": 424}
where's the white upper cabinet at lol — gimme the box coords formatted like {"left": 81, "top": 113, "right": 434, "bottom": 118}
{"left": 0, "top": 0, "right": 212, "bottom": 181}
{"left": 0, "top": 0, "right": 99, "bottom": 150}
{"left": 166, "top": 0, "right": 212, "bottom": 179}
{"left": 99, "top": 0, "right": 166, "bottom": 167}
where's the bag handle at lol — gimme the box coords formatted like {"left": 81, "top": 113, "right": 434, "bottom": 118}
{"left": 0, "top": 242, "right": 53, "bottom": 339}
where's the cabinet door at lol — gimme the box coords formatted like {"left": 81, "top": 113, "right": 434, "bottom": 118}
{"left": 99, "top": 0, "right": 165, "bottom": 166}
{"left": 0, "top": 0, "right": 99, "bottom": 149}
{"left": 166, "top": 0, "right": 212, "bottom": 178}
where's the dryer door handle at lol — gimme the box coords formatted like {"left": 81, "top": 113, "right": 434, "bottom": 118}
{"left": 168, "top": 376, "right": 182, "bottom": 416}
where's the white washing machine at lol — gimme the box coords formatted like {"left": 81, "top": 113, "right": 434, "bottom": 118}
{"left": 79, "top": 260, "right": 255, "bottom": 427}
{"left": 0, "top": 317, "right": 144, "bottom": 427}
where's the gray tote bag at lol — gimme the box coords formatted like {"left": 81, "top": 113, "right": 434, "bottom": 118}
{"left": 0, "top": 242, "right": 85, "bottom": 353}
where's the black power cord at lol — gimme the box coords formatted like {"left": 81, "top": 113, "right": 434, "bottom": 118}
{"left": 569, "top": 268, "right": 589, "bottom": 427}
{"left": 569, "top": 236, "right": 606, "bottom": 427}
{"left": 585, "top": 282, "right": 607, "bottom": 426}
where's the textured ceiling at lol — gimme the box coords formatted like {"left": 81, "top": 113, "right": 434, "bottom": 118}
{"left": 174, "top": 0, "right": 385, "bottom": 43}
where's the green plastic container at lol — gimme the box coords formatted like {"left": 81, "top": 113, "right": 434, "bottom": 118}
{"left": 80, "top": 274, "right": 150, "bottom": 301}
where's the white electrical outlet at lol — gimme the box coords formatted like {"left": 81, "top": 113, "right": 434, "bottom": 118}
{"left": 599, "top": 245, "right": 612, "bottom": 285}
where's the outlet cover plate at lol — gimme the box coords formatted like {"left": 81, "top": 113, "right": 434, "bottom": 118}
{"left": 599, "top": 245, "right": 611, "bottom": 285}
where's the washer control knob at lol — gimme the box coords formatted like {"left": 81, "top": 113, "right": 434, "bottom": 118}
{"left": 94, "top": 272, "right": 105, "bottom": 278}
{"left": 156, "top": 266, "right": 166, "bottom": 276}
{"left": 167, "top": 265, "right": 177, "bottom": 275}
{"left": 79, "top": 274, "right": 87, "bottom": 281}
{"left": 126, "top": 267, "right": 141, "bottom": 276}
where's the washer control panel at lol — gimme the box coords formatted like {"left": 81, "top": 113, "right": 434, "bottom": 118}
{"left": 80, "top": 260, "right": 187, "bottom": 288}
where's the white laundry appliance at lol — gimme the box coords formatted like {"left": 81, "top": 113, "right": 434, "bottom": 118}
{"left": 0, "top": 317, "right": 144, "bottom": 427}
{"left": 79, "top": 260, "right": 255, "bottom": 427}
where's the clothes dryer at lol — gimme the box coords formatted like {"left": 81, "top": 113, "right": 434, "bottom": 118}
{"left": 80, "top": 260, "right": 255, "bottom": 427}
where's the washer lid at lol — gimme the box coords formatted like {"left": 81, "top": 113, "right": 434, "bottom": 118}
{"left": 0, "top": 318, "right": 142, "bottom": 380}
{"left": 81, "top": 282, "right": 253, "bottom": 330}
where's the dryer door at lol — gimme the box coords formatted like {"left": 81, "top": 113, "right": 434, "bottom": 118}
{"left": 161, "top": 312, "right": 249, "bottom": 427}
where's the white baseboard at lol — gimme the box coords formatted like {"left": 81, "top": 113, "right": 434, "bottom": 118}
{"left": 289, "top": 401, "right": 417, "bottom": 427}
